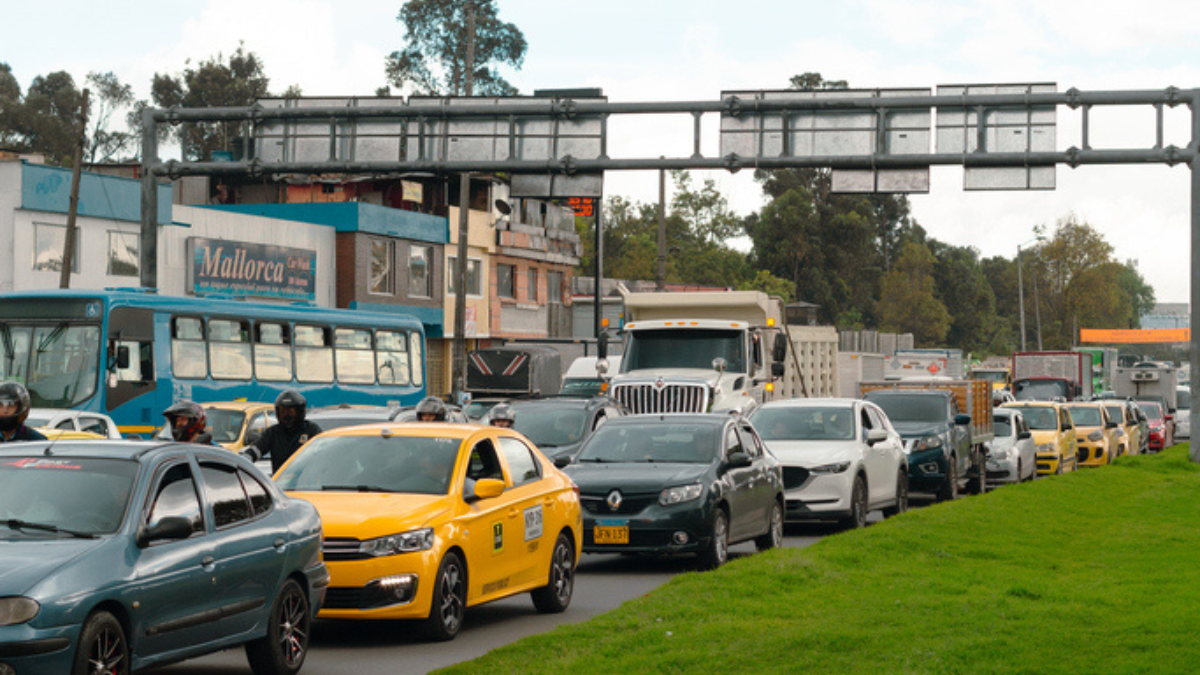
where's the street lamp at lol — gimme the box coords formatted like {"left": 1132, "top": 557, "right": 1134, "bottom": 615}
{"left": 1017, "top": 235, "right": 1045, "bottom": 351}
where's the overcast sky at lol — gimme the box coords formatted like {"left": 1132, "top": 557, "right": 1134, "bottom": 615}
{"left": 6, "top": 0, "right": 1197, "bottom": 302}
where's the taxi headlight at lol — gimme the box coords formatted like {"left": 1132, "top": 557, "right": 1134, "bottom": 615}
{"left": 1087, "top": 430, "right": 1104, "bottom": 442}
{"left": 359, "top": 528, "right": 434, "bottom": 557}
{"left": 0, "top": 597, "right": 39, "bottom": 626}
{"left": 659, "top": 484, "right": 703, "bottom": 506}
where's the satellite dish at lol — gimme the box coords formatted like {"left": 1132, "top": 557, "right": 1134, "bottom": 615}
{"left": 494, "top": 199, "right": 512, "bottom": 215}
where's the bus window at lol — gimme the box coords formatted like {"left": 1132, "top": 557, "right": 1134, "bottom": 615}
{"left": 209, "top": 319, "right": 251, "bottom": 380}
{"left": 172, "top": 317, "right": 207, "bottom": 379}
{"left": 295, "top": 325, "right": 333, "bottom": 383}
{"left": 409, "top": 331, "right": 424, "bottom": 387}
{"left": 335, "top": 328, "right": 375, "bottom": 384}
{"left": 255, "top": 322, "right": 293, "bottom": 382}
{"left": 376, "top": 330, "right": 410, "bottom": 385}
{"left": 0, "top": 326, "right": 32, "bottom": 383}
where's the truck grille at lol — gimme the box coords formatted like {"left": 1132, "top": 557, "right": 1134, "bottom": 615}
{"left": 612, "top": 382, "right": 710, "bottom": 414}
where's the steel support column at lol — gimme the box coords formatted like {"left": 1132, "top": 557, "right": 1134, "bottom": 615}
{"left": 139, "top": 108, "right": 158, "bottom": 289}
{"left": 1190, "top": 90, "right": 1200, "bottom": 462}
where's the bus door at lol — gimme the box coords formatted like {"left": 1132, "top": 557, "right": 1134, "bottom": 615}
{"left": 106, "top": 307, "right": 157, "bottom": 436}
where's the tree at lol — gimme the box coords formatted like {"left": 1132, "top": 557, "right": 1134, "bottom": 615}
{"left": 150, "top": 44, "right": 278, "bottom": 161}
{"left": 0, "top": 63, "right": 22, "bottom": 148}
{"left": 18, "top": 71, "right": 86, "bottom": 166}
{"left": 877, "top": 241, "right": 950, "bottom": 345}
{"left": 85, "top": 71, "right": 136, "bottom": 163}
{"left": 385, "top": 0, "right": 526, "bottom": 96}
{"left": 930, "top": 242, "right": 1001, "bottom": 354}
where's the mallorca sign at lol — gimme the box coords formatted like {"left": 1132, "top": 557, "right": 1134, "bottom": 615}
{"left": 188, "top": 237, "right": 316, "bottom": 301}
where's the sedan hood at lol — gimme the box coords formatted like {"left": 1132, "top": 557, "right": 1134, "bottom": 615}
{"left": 890, "top": 421, "right": 948, "bottom": 438}
{"left": 565, "top": 462, "right": 709, "bottom": 492}
{"left": 291, "top": 492, "right": 451, "bottom": 539}
{"left": 763, "top": 440, "right": 858, "bottom": 467}
{"left": 0, "top": 537, "right": 105, "bottom": 594}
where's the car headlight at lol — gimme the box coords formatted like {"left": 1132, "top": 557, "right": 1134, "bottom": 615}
{"left": 809, "top": 461, "right": 852, "bottom": 474}
{"left": 913, "top": 435, "right": 943, "bottom": 452}
{"left": 659, "top": 484, "right": 703, "bottom": 506}
{"left": 359, "top": 528, "right": 434, "bottom": 557}
{"left": 0, "top": 597, "right": 39, "bottom": 626}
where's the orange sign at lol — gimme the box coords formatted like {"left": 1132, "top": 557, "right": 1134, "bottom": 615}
{"left": 567, "top": 197, "right": 595, "bottom": 217}
{"left": 1079, "top": 328, "right": 1190, "bottom": 344}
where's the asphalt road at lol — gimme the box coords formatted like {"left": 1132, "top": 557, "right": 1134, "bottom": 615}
{"left": 152, "top": 521, "right": 843, "bottom": 675}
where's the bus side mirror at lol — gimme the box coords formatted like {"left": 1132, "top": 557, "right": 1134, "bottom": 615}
{"left": 116, "top": 346, "right": 131, "bottom": 370}
{"left": 772, "top": 333, "right": 788, "bottom": 362}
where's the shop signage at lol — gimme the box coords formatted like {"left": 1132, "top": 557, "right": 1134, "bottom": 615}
{"left": 189, "top": 237, "right": 316, "bottom": 301}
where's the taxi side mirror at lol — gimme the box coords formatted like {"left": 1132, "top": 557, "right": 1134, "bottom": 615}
{"left": 472, "top": 478, "right": 506, "bottom": 500}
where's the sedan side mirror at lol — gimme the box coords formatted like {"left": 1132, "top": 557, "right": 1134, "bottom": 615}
{"left": 725, "top": 451, "right": 753, "bottom": 468}
{"left": 138, "top": 516, "right": 194, "bottom": 547}
{"left": 471, "top": 478, "right": 506, "bottom": 501}
{"left": 553, "top": 455, "right": 571, "bottom": 469}
{"left": 866, "top": 428, "right": 888, "bottom": 446}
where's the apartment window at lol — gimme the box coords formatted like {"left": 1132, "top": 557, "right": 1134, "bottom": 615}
{"left": 527, "top": 268, "right": 538, "bottom": 303}
{"left": 446, "top": 257, "right": 482, "bottom": 296}
{"left": 497, "top": 263, "right": 515, "bottom": 299}
{"left": 33, "top": 223, "right": 80, "bottom": 273}
{"left": 547, "top": 270, "right": 564, "bottom": 304}
{"left": 107, "top": 230, "right": 139, "bottom": 277}
{"left": 369, "top": 238, "right": 394, "bottom": 295}
{"left": 409, "top": 245, "right": 432, "bottom": 298}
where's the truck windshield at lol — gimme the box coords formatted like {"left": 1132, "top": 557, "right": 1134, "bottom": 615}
{"left": 0, "top": 323, "right": 101, "bottom": 408}
{"left": 867, "top": 395, "right": 945, "bottom": 424}
{"left": 623, "top": 329, "right": 745, "bottom": 374}
{"left": 1013, "top": 379, "right": 1068, "bottom": 401}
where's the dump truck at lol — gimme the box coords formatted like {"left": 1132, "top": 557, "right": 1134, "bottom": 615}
{"left": 860, "top": 378, "right": 993, "bottom": 500}
{"left": 607, "top": 289, "right": 837, "bottom": 415}
{"left": 1011, "top": 351, "right": 1093, "bottom": 401}
{"left": 465, "top": 344, "right": 562, "bottom": 397}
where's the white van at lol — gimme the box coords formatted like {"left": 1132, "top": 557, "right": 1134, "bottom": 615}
{"left": 560, "top": 356, "right": 621, "bottom": 398}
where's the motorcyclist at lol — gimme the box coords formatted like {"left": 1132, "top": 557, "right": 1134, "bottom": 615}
{"left": 243, "top": 389, "right": 322, "bottom": 474}
{"left": 489, "top": 403, "right": 515, "bottom": 429}
{"left": 0, "top": 382, "right": 47, "bottom": 442}
{"left": 163, "top": 400, "right": 215, "bottom": 444}
{"left": 415, "top": 396, "right": 448, "bottom": 422}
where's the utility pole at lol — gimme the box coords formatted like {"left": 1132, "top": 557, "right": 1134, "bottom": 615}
{"left": 60, "top": 89, "right": 90, "bottom": 289}
{"left": 656, "top": 163, "right": 666, "bottom": 291}
{"left": 1017, "top": 244, "right": 1027, "bottom": 351}
{"left": 450, "top": 4, "right": 477, "bottom": 404}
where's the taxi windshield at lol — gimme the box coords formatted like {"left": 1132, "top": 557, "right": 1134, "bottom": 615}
{"left": 0, "top": 457, "right": 137, "bottom": 535}
{"left": 275, "top": 435, "right": 461, "bottom": 495}
{"left": 204, "top": 408, "right": 247, "bottom": 443}
{"left": 1067, "top": 407, "right": 1102, "bottom": 427}
{"left": 1016, "top": 407, "right": 1058, "bottom": 431}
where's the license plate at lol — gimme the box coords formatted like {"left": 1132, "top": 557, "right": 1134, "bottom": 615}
{"left": 593, "top": 525, "right": 629, "bottom": 544}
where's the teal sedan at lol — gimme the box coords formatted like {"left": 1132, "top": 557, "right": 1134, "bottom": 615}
{"left": 0, "top": 441, "right": 327, "bottom": 675}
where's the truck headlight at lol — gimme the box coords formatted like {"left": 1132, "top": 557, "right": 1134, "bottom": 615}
{"left": 0, "top": 597, "right": 39, "bottom": 626}
{"left": 810, "top": 461, "right": 851, "bottom": 474}
{"left": 660, "top": 484, "right": 703, "bottom": 505}
{"left": 359, "top": 528, "right": 434, "bottom": 557}
{"left": 913, "top": 436, "right": 943, "bottom": 452}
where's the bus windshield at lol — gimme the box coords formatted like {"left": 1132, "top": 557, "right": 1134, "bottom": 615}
{"left": 0, "top": 323, "right": 100, "bottom": 408}
{"left": 623, "top": 328, "right": 745, "bottom": 374}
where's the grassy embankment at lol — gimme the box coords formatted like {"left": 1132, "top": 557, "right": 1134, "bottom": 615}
{"left": 438, "top": 445, "right": 1200, "bottom": 675}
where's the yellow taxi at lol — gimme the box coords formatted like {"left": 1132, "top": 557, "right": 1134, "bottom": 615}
{"left": 1064, "top": 402, "right": 1122, "bottom": 466}
{"left": 1001, "top": 401, "right": 1078, "bottom": 475}
{"left": 35, "top": 429, "right": 107, "bottom": 440}
{"left": 273, "top": 422, "right": 582, "bottom": 641}
{"left": 1101, "top": 399, "right": 1142, "bottom": 456}
{"left": 203, "top": 401, "right": 276, "bottom": 451}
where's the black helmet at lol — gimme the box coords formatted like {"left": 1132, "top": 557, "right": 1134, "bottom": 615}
{"left": 275, "top": 389, "right": 307, "bottom": 430}
{"left": 489, "top": 403, "right": 515, "bottom": 427}
{"left": 0, "top": 381, "right": 32, "bottom": 433}
{"left": 415, "top": 396, "right": 447, "bottom": 421}
{"left": 163, "top": 400, "right": 206, "bottom": 442}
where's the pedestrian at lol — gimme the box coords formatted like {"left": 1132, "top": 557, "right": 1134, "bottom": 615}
{"left": 0, "top": 382, "right": 47, "bottom": 442}
{"left": 163, "top": 400, "right": 216, "bottom": 444}
{"left": 243, "top": 389, "right": 322, "bottom": 474}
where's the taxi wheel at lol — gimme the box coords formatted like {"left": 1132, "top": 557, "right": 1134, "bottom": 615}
{"left": 531, "top": 532, "right": 575, "bottom": 613}
{"left": 73, "top": 611, "right": 128, "bottom": 675}
{"left": 697, "top": 508, "right": 729, "bottom": 570}
{"left": 421, "top": 552, "right": 466, "bottom": 641}
{"left": 246, "top": 579, "right": 310, "bottom": 675}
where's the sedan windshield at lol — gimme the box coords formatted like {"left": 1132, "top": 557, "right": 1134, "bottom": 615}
{"left": 576, "top": 423, "right": 717, "bottom": 463}
{"left": 751, "top": 406, "right": 855, "bottom": 441}
{"left": 0, "top": 457, "right": 137, "bottom": 535}
{"left": 275, "top": 435, "right": 461, "bottom": 495}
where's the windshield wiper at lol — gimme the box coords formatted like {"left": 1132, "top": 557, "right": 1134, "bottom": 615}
{"left": 4, "top": 519, "right": 96, "bottom": 539}
{"left": 320, "top": 485, "right": 396, "bottom": 493}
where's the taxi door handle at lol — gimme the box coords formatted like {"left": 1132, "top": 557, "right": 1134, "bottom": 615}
{"left": 508, "top": 508, "right": 520, "bottom": 519}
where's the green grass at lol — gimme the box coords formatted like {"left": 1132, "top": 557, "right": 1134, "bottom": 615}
{"left": 437, "top": 445, "right": 1200, "bottom": 675}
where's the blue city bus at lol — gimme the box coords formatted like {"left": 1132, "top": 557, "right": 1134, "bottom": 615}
{"left": 0, "top": 289, "right": 427, "bottom": 436}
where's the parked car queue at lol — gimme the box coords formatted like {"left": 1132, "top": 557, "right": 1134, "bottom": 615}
{"left": 1, "top": 384, "right": 1167, "bottom": 675}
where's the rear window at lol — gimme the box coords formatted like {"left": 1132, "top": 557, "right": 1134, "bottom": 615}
{"left": 865, "top": 394, "right": 945, "bottom": 424}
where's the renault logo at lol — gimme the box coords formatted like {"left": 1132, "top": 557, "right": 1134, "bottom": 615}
{"left": 606, "top": 490, "right": 623, "bottom": 511}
